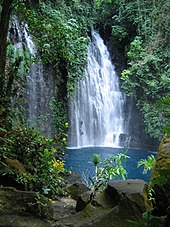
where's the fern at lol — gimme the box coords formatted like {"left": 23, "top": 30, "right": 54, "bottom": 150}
{"left": 137, "top": 155, "right": 156, "bottom": 174}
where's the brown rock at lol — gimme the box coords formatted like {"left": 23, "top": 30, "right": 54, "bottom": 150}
{"left": 5, "top": 158, "right": 26, "bottom": 174}
{"left": 151, "top": 134, "right": 170, "bottom": 180}
{"left": 150, "top": 134, "right": 170, "bottom": 217}
{"left": 0, "top": 187, "right": 49, "bottom": 216}
{"left": 91, "top": 190, "right": 119, "bottom": 208}
{"left": 47, "top": 197, "right": 76, "bottom": 220}
{"left": 66, "top": 172, "right": 82, "bottom": 184}
{"left": 0, "top": 187, "right": 77, "bottom": 226}
{"left": 0, "top": 187, "right": 51, "bottom": 226}
{"left": 66, "top": 172, "right": 90, "bottom": 200}
{"left": 61, "top": 179, "right": 150, "bottom": 227}
{"left": 76, "top": 191, "right": 92, "bottom": 212}
{"left": 106, "top": 179, "right": 150, "bottom": 219}
{"left": 67, "top": 182, "right": 90, "bottom": 201}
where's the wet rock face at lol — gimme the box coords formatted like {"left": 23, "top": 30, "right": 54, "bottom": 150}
{"left": 150, "top": 135, "right": 170, "bottom": 218}
{"left": 152, "top": 135, "right": 170, "bottom": 175}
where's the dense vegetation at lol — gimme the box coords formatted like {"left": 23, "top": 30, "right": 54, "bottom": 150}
{"left": 95, "top": 0, "right": 170, "bottom": 140}
{"left": 0, "top": 0, "right": 169, "bottom": 200}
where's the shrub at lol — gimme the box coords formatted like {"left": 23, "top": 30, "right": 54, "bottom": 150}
{"left": 90, "top": 152, "right": 129, "bottom": 191}
{"left": 0, "top": 125, "right": 67, "bottom": 198}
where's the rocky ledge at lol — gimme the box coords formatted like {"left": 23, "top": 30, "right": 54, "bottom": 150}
{"left": 0, "top": 177, "right": 149, "bottom": 227}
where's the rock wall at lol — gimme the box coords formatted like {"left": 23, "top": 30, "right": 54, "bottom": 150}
{"left": 150, "top": 134, "right": 170, "bottom": 225}
{"left": 151, "top": 134, "right": 170, "bottom": 176}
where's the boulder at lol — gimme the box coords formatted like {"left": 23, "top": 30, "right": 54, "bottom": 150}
{"left": 0, "top": 214, "right": 50, "bottom": 227}
{"left": 65, "top": 172, "right": 82, "bottom": 184}
{"left": 76, "top": 191, "right": 92, "bottom": 212}
{"left": 60, "top": 179, "right": 150, "bottom": 227}
{"left": 91, "top": 190, "right": 119, "bottom": 208}
{"left": 47, "top": 197, "right": 76, "bottom": 220}
{"left": 151, "top": 134, "right": 170, "bottom": 179}
{"left": 0, "top": 178, "right": 151, "bottom": 227}
{"left": 0, "top": 187, "right": 51, "bottom": 226}
{"left": 66, "top": 172, "right": 90, "bottom": 200}
{"left": 150, "top": 134, "right": 170, "bottom": 217}
{"left": 0, "top": 159, "right": 27, "bottom": 190}
{"left": 0, "top": 187, "right": 50, "bottom": 216}
{"left": 0, "top": 186, "right": 77, "bottom": 226}
{"left": 106, "top": 179, "right": 150, "bottom": 219}
{"left": 67, "top": 182, "right": 90, "bottom": 201}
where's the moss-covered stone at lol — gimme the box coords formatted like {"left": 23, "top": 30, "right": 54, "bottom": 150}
{"left": 150, "top": 134, "right": 170, "bottom": 219}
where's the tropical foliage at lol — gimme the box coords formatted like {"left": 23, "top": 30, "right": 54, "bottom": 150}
{"left": 95, "top": 0, "right": 170, "bottom": 140}
{"left": 0, "top": 122, "right": 67, "bottom": 197}
{"left": 90, "top": 152, "right": 129, "bottom": 190}
{"left": 119, "top": 0, "right": 170, "bottom": 140}
{"left": 22, "top": 1, "right": 94, "bottom": 95}
{"left": 137, "top": 155, "right": 156, "bottom": 174}
{"left": 0, "top": 0, "right": 170, "bottom": 204}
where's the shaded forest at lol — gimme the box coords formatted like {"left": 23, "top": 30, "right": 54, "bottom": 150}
{"left": 0, "top": 0, "right": 170, "bottom": 218}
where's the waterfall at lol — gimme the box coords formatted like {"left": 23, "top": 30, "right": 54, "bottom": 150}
{"left": 10, "top": 17, "right": 54, "bottom": 137}
{"left": 69, "top": 30, "right": 125, "bottom": 147}
{"left": 24, "top": 29, "right": 47, "bottom": 132}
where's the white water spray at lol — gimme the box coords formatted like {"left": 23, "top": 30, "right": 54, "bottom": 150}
{"left": 69, "top": 30, "right": 125, "bottom": 147}
{"left": 11, "top": 17, "right": 54, "bottom": 137}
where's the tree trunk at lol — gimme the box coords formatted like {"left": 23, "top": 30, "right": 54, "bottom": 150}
{"left": 0, "top": 0, "right": 13, "bottom": 97}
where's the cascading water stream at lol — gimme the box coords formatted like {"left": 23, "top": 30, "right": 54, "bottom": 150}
{"left": 24, "top": 30, "right": 46, "bottom": 130}
{"left": 10, "top": 17, "right": 54, "bottom": 137}
{"left": 69, "top": 30, "right": 125, "bottom": 147}
{"left": 10, "top": 18, "right": 156, "bottom": 150}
